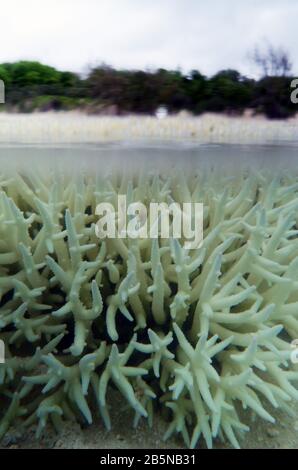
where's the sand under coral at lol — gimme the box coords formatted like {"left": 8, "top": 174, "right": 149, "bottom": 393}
{"left": 1, "top": 390, "right": 298, "bottom": 449}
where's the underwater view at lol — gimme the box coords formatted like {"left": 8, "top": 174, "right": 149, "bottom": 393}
{"left": 0, "top": 117, "right": 298, "bottom": 450}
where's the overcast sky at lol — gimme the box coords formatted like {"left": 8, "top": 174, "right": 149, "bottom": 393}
{"left": 2, "top": 0, "right": 297, "bottom": 77}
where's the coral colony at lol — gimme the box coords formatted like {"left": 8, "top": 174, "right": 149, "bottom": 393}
{"left": 0, "top": 164, "right": 298, "bottom": 449}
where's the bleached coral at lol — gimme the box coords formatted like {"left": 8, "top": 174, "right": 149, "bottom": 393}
{"left": 0, "top": 112, "right": 297, "bottom": 144}
{"left": 0, "top": 165, "right": 298, "bottom": 449}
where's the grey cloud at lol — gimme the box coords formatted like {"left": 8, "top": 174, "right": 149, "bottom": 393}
{"left": 0, "top": 0, "right": 297, "bottom": 76}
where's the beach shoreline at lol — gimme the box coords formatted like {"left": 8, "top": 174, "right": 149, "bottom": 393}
{"left": 0, "top": 111, "right": 297, "bottom": 145}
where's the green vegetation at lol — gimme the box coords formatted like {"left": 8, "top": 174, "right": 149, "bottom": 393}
{"left": 0, "top": 60, "right": 296, "bottom": 118}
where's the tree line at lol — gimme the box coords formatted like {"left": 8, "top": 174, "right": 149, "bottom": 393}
{"left": 0, "top": 51, "right": 296, "bottom": 119}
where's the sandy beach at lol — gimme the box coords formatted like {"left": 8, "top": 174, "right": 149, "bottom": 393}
{"left": 0, "top": 112, "right": 297, "bottom": 145}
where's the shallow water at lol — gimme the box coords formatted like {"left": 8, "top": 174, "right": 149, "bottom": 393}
{"left": 0, "top": 141, "right": 298, "bottom": 174}
{"left": 1, "top": 139, "right": 298, "bottom": 450}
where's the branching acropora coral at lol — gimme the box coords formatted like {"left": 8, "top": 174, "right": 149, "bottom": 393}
{"left": 0, "top": 165, "right": 298, "bottom": 448}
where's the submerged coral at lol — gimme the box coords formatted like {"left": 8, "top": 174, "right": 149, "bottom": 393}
{"left": 0, "top": 165, "right": 298, "bottom": 449}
